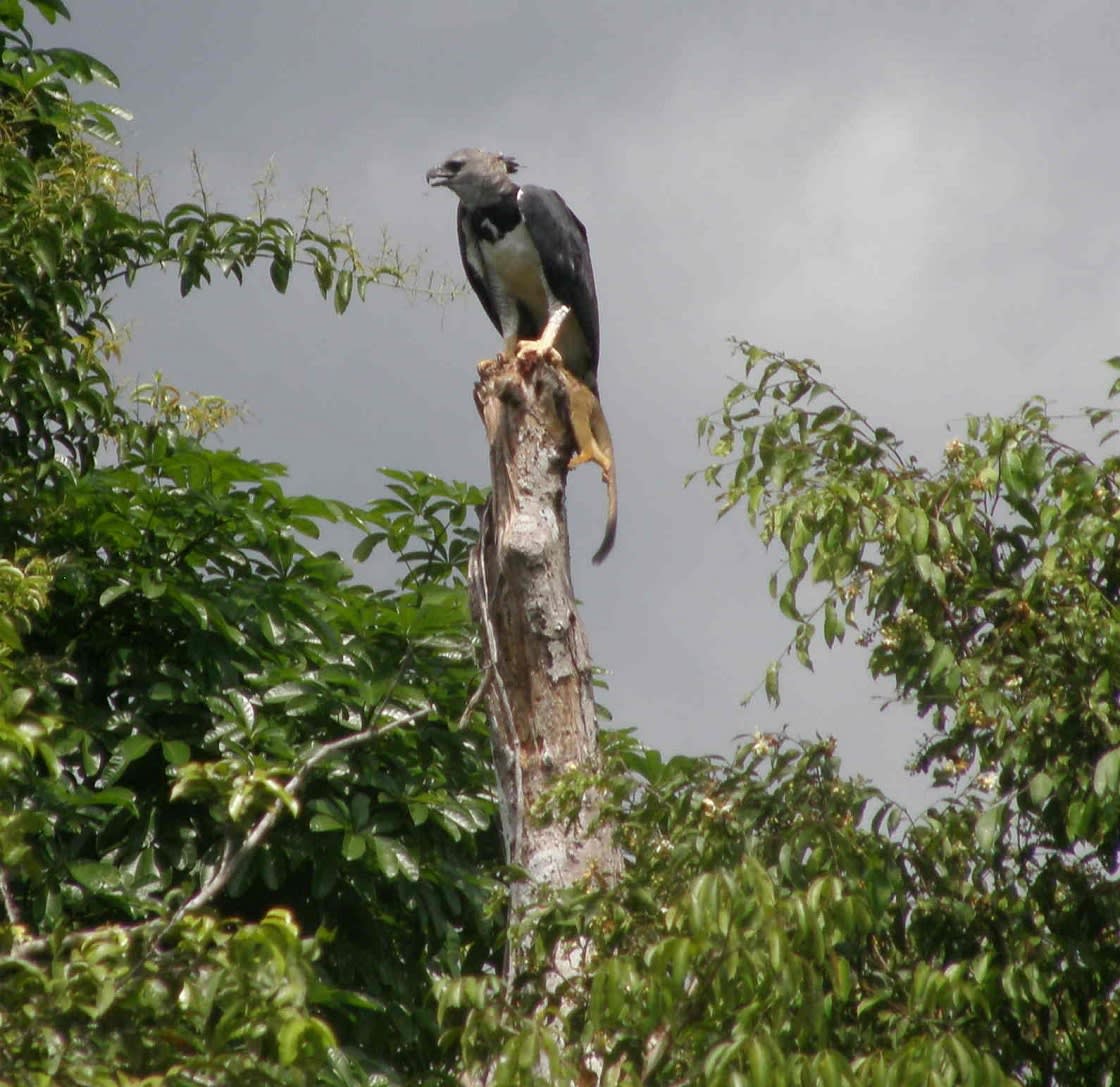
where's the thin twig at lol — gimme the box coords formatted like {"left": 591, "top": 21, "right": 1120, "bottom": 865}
{"left": 475, "top": 507, "right": 518, "bottom": 751}
{"left": 0, "top": 866, "right": 21, "bottom": 924}
{"left": 470, "top": 501, "right": 522, "bottom": 865}
{"left": 457, "top": 667, "right": 492, "bottom": 731}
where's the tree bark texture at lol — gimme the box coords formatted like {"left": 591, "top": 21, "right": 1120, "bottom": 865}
{"left": 467, "top": 355, "right": 622, "bottom": 937}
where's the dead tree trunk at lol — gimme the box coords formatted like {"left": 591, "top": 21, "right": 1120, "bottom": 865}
{"left": 467, "top": 354, "right": 622, "bottom": 957}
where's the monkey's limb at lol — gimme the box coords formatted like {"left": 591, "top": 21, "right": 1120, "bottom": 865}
{"left": 558, "top": 369, "right": 617, "bottom": 565}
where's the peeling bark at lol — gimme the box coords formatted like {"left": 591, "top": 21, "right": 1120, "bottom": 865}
{"left": 467, "top": 354, "right": 622, "bottom": 954}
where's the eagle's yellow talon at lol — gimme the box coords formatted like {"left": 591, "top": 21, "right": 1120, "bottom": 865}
{"left": 515, "top": 339, "right": 562, "bottom": 368}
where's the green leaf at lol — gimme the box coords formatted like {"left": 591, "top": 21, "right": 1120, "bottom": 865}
{"left": 1066, "top": 800, "right": 1093, "bottom": 840}
{"left": 333, "top": 268, "right": 353, "bottom": 315}
{"left": 269, "top": 255, "right": 291, "bottom": 293}
{"left": 4, "top": 686, "right": 34, "bottom": 716}
{"left": 69, "top": 860, "right": 122, "bottom": 893}
{"left": 313, "top": 256, "right": 333, "bottom": 297}
{"left": 909, "top": 508, "right": 930, "bottom": 552}
{"left": 121, "top": 733, "right": 156, "bottom": 762}
{"left": 976, "top": 804, "right": 1005, "bottom": 852}
{"left": 764, "top": 661, "right": 780, "bottom": 706}
{"left": 1092, "top": 747, "right": 1120, "bottom": 797}
{"left": 373, "top": 836, "right": 420, "bottom": 881}
{"left": 277, "top": 1017, "right": 303, "bottom": 1066}
{"left": 928, "top": 642, "right": 956, "bottom": 682}
{"left": 342, "top": 832, "right": 367, "bottom": 860}
{"left": 228, "top": 691, "right": 256, "bottom": 728}
{"left": 162, "top": 740, "right": 191, "bottom": 766}
{"left": 778, "top": 585, "right": 799, "bottom": 620}
{"left": 748, "top": 1038, "right": 771, "bottom": 1086}
{"left": 823, "top": 597, "right": 844, "bottom": 646}
{"left": 812, "top": 404, "right": 844, "bottom": 429}
{"left": 98, "top": 582, "right": 131, "bottom": 606}
{"left": 30, "top": 233, "right": 59, "bottom": 277}
{"left": 1028, "top": 771, "right": 1054, "bottom": 805}
{"left": 352, "top": 532, "right": 379, "bottom": 563}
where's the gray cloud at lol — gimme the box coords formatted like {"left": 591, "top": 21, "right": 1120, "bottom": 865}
{"left": 65, "top": 0, "right": 1120, "bottom": 808}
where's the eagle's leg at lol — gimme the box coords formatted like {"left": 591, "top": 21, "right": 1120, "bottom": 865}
{"left": 514, "top": 305, "right": 571, "bottom": 367}
{"left": 498, "top": 332, "right": 521, "bottom": 365}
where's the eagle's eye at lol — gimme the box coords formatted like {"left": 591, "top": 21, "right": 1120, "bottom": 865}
{"left": 444, "top": 159, "right": 464, "bottom": 174}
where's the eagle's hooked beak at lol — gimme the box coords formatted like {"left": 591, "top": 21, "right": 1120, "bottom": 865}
{"left": 426, "top": 165, "right": 452, "bottom": 188}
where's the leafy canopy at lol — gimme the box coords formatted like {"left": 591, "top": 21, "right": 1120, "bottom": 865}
{"left": 1, "top": 5, "right": 500, "bottom": 1085}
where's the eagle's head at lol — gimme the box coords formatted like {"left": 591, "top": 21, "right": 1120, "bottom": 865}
{"left": 426, "top": 148, "right": 519, "bottom": 207}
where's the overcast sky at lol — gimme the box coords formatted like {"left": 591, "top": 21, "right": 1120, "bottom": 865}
{"left": 50, "top": 1, "right": 1120, "bottom": 808}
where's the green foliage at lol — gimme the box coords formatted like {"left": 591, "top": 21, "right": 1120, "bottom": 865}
{"left": 2, "top": 441, "right": 499, "bottom": 1084}
{"left": 694, "top": 342, "right": 1120, "bottom": 1085}
{"left": 3, "top": 909, "right": 339, "bottom": 1087}
{"left": 1, "top": 5, "right": 499, "bottom": 1084}
{"left": 442, "top": 735, "right": 1014, "bottom": 1086}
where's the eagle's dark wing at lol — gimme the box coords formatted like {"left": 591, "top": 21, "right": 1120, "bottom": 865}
{"left": 456, "top": 203, "right": 502, "bottom": 334}
{"left": 518, "top": 185, "right": 600, "bottom": 380}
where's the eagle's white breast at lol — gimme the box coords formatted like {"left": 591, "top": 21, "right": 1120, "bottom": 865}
{"left": 478, "top": 219, "right": 550, "bottom": 317}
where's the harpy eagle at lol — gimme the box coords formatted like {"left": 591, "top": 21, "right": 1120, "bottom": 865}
{"left": 426, "top": 148, "right": 617, "bottom": 564}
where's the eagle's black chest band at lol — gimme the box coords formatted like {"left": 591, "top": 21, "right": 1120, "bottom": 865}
{"left": 470, "top": 198, "right": 522, "bottom": 243}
